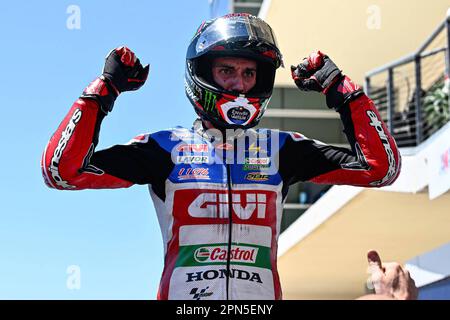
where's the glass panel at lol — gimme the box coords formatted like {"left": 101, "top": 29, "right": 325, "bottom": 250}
{"left": 233, "top": 7, "right": 260, "bottom": 16}
{"left": 234, "top": 0, "right": 263, "bottom": 4}
{"left": 282, "top": 118, "right": 347, "bottom": 144}
{"left": 280, "top": 207, "right": 305, "bottom": 233}
{"left": 283, "top": 88, "right": 326, "bottom": 110}
{"left": 257, "top": 117, "right": 282, "bottom": 129}
{"left": 267, "top": 87, "right": 282, "bottom": 108}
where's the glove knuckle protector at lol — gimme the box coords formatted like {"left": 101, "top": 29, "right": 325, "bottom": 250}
{"left": 80, "top": 47, "right": 149, "bottom": 114}
{"left": 102, "top": 46, "right": 149, "bottom": 93}
{"left": 292, "top": 51, "right": 341, "bottom": 92}
{"left": 291, "top": 51, "right": 364, "bottom": 110}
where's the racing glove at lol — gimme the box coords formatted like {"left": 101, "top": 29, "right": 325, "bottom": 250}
{"left": 81, "top": 46, "right": 150, "bottom": 114}
{"left": 291, "top": 51, "right": 363, "bottom": 111}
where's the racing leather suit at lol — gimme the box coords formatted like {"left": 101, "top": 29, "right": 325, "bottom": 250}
{"left": 41, "top": 81, "right": 401, "bottom": 300}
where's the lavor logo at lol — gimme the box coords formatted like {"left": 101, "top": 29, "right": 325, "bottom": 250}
{"left": 193, "top": 245, "right": 258, "bottom": 264}
{"left": 176, "top": 156, "right": 209, "bottom": 164}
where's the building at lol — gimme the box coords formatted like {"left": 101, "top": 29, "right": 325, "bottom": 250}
{"left": 228, "top": 0, "right": 450, "bottom": 299}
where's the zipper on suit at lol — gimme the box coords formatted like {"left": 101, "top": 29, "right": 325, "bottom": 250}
{"left": 225, "top": 163, "right": 233, "bottom": 300}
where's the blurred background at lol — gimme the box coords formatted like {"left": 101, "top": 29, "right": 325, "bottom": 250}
{"left": 0, "top": 0, "right": 449, "bottom": 299}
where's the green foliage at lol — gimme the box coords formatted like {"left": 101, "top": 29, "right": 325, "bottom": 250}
{"left": 423, "top": 78, "right": 450, "bottom": 132}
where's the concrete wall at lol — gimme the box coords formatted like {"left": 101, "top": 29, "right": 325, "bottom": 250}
{"left": 263, "top": 0, "right": 450, "bottom": 86}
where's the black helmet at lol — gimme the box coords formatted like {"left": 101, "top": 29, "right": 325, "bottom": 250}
{"left": 185, "top": 13, "right": 283, "bottom": 129}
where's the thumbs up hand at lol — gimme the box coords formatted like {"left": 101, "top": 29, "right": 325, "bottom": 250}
{"left": 366, "top": 250, "right": 418, "bottom": 300}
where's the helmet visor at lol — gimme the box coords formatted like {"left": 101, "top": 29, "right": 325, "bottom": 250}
{"left": 192, "top": 14, "right": 280, "bottom": 59}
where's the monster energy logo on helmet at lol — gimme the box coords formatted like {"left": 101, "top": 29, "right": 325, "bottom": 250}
{"left": 203, "top": 90, "right": 217, "bottom": 112}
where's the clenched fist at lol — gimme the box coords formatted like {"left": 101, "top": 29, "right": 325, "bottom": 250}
{"left": 291, "top": 51, "right": 363, "bottom": 110}
{"left": 102, "top": 46, "right": 150, "bottom": 94}
{"left": 82, "top": 47, "right": 150, "bottom": 114}
{"left": 291, "top": 51, "right": 341, "bottom": 94}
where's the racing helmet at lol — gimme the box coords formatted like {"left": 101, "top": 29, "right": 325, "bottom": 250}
{"left": 185, "top": 13, "right": 283, "bottom": 129}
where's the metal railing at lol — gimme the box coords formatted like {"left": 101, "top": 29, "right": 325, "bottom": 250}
{"left": 365, "top": 14, "right": 450, "bottom": 147}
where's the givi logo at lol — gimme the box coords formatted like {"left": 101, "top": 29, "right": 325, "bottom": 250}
{"left": 188, "top": 192, "right": 266, "bottom": 219}
{"left": 177, "top": 144, "right": 208, "bottom": 152}
{"left": 173, "top": 189, "right": 276, "bottom": 221}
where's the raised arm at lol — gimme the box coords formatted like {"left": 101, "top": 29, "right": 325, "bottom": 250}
{"left": 41, "top": 47, "right": 170, "bottom": 190}
{"left": 279, "top": 51, "right": 401, "bottom": 187}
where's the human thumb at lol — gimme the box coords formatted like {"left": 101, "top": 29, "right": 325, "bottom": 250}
{"left": 367, "top": 249, "right": 384, "bottom": 293}
{"left": 367, "top": 249, "right": 383, "bottom": 271}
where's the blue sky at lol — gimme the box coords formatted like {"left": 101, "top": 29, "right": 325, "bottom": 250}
{"left": 0, "top": 1, "right": 228, "bottom": 299}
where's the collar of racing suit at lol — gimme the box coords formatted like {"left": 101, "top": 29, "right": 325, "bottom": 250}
{"left": 192, "top": 118, "right": 251, "bottom": 143}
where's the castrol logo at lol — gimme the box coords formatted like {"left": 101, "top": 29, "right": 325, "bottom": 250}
{"left": 194, "top": 245, "right": 258, "bottom": 264}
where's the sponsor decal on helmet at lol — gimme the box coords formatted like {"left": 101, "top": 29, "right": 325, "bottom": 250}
{"left": 227, "top": 107, "right": 250, "bottom": 124}
{"left": 178, "top": 168, "right": 210, "bottom": 180}
{"left": 186, "top": 268, "right": 263, "bottom": 283}
{"left": 49, "top": 109, "right": 82, "bottom": 189}
{"left": 203, "top": 90, "right": 217, "bottom": 112}
{"left": 176, "top": 156, "right": 209, "bottom": 164}
{"left": 184, "top": 78, "right": 198, "bottom": 101}
{"left": 217, "top": 97, "right": 258, "bottom": 126}
{"left": 222, "top": 12, "right": 252, "bottom": 19}
{"left": 193, "top": 245, "right": 258, "bottom": 264}
{"left": 366, "top": 110, "right": 397, "bottom": 186}
{"left": 245, "top": 172, "right": 269, "bottom": 181}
